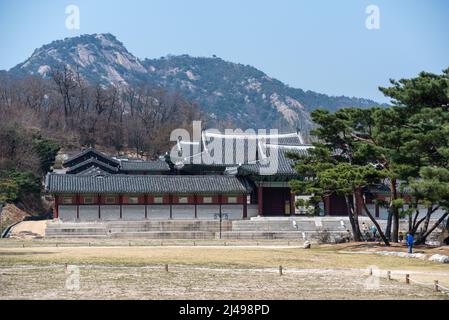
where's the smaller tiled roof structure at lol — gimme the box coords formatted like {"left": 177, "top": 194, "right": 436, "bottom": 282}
{"left": 66, "top": 158, "right": 120, "bottom": 174}
{"left": 238, "top": 145, "right": 311, "bottom": 176}
{"left": 45, "top": 173, "right": 249, "bottom": 194}
{"left": 63, "top": 149, "right": 171, "bottom": 175}
{"left": 63, "top": 148, "right": 120, "bottom": 168}
{"left": 77, "top": 166, "right": 112, "bottom": 176}
{"left": 119, "top": 160, "right": 170, "bottom": 172}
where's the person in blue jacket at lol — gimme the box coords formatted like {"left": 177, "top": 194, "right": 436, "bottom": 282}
{"left": 406, "top": 232, "right": 414, "bottom": 254}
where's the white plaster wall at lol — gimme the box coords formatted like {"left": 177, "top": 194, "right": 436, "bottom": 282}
{"left": 59, "top": 205, "right": 77, "bottom": 222}
{"left": 364, "top": 204, "right": 447, "bottom": 220}
{"left": 221, "top": 205, "right": 243, "bottom": 220}
{"left": 172, "top": 205, "right": 195, "bottom": 219}
{"left": 122, "top": 205, "right": 145, "bottom": 220}
{"left": 197, "top": 205, "right": 221, "bottom": 220}
{"left": 147, "top": 205, "right": 171, "bottom": 219}
{"left": 100, "top": 205, "right": 120, "bottom": 221}
{"left": 247, "top": 205, "right": 258, "bottom": 218}
{"left": 79, "top": 205, "right": 99, "bottom": 221}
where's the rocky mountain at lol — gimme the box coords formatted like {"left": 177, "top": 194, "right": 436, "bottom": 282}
{"left": 6, "top": 33, "right": 383, "bottom": 131}
{"left": 9, "top": 33, "right": 148, "bottom": 85}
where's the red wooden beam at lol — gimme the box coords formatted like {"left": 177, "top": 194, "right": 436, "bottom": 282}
{"left": 290, "top": 192, "right": 295, "bottom": 215}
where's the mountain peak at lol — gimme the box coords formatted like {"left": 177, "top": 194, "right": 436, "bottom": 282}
{"left": 7, "top": 33, "right": 383, "bottom": 131}
{"left": 11, "top": 33, "right": 146, "bottom": 84}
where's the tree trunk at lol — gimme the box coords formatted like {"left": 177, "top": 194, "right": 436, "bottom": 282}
{"left": 408, "top": 205, "right": 413, "bottom": 233}
{"left": 361, "top": 200, "right": 390, "bottom": 246}
{"left": 392, "top": 209, "right": 399, "bottom": 242}
{"left": 415, "top": 211, "right": 449, "bottom": 245}
{"left": 353, "top": 189, "right": 363, "bottom": 239}
{"left": 385, "top": 209, "right": 393, "bottom": 240}
{"left": 345, "top": 194, "right": 361, "bottom": 242}
{"left": 421, "top": 206, "right": 433, "bottom": 233}
{"left": 416, "top": 205, "right": 439, "bottom": 243}
{"left": 390, "top": 178, "right": 399, "bottom": 242}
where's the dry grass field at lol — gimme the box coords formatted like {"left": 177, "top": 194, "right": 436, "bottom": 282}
{"left": 0, "top": 238, "right": 448, "bottom": 300}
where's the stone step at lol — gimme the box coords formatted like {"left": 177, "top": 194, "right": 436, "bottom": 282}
{"left": 218, "top": 230, "right": 350, "bottom": 240}
{"left": 218, "top": 231, "right": 302, "bottom": 240}
{"left": 110, "top": 231, "right": 215, "bottom": 239}
{"left": 45, "top": 235, "right": 108, "bottom": 238}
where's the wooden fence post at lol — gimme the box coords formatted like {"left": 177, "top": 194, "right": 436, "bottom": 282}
{"left": 434, "top": 280, "right": 439, "bottom": 292}
{"left": 387, "top": 271, "right": 391, "bottom": 280}
{"left": 406, "top": 274, "right": 410, "bottom": 284}
{"left": 279, "top": 265, "right": 283, "bottom": 276}
{"left": 165, "top": 264, "right": 169, "bottom": 272}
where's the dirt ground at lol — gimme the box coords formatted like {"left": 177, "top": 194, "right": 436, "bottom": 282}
{"left": 9, "top": 220, "right": 48, "bottom": 239}
{"left": 0, "top": 239, "right": 448, "bottom": 300}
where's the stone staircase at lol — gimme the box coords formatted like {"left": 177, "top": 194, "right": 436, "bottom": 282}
{"left": 45, "top": 217, "right": 444, "bottom": 241}
{"left": 45, "top": 218, "right": 352, "bottom": 240}
{"left": 45, "top": 222, "right": 108, "bottom": 238}
{"left": 226, "top": 218, "right": 350, "bottom": 240}
{"left": 46, "top": 220, "right": 232, "bottom": 239}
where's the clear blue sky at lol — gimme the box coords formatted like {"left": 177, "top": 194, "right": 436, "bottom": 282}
{"left": 0, "top": 0, "right": 448, "bottom": 102}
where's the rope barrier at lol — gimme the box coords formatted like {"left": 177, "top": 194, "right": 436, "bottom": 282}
{"left": 408, "top": 277, "right": 434, "bottom": 287}
{"left": 435, "top": 283, "right": 449, "bottom": 293}
{"left": 384, "top": 271, "right": 449, "bottom": 294}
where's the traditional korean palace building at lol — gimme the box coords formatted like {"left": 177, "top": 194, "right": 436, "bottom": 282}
{"left": 45, "top": 130, "right": 371, "bottom": 221}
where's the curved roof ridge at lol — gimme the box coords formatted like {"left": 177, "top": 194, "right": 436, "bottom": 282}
{"left": 204, "top": 131, "right": 299, "bottom": 139}
{"left": 66, "top": 158, "right": 119, "bottom": 173}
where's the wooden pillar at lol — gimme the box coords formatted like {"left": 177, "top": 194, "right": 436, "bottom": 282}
{"left": 76, "top": 195, "right": 80, "bottom": 220}
{"left": 194, "top": 195, "right": 198, "bottom": 219}
{"left": 243, "top": 194, "right": 248, "bottom": 219}
{"left": 290, "top": 192, "right": 295, "bottom": 215}
{"left": 144, "top": 194, "right": 148, "bottom": 219}
{"left": 258, "top": 185, "right": 264, "bottom": 216}
{"left": 324, "top": 196, "right": 331, "bottom": 216}
{"left": 219, "top": 195, "right": 222, "bottom": 216}
{"left": 98, "top": 194, "right": 101, "bottom": 220}
{"left": 169, "top": 194, "right": 173, "bottom": 219}
{"left": 54, "top": 195, "right": 59, "bottom": 219}
{"left": 119, "top": 194, "right": 123, "bottom": 219}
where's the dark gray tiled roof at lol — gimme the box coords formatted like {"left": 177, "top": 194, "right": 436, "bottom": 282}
{"left": 120, "top": 160, "right": 170, "bottom": 172}
{"left": 66, "top": 158, "right": 119, "bottom": 174}
{"left": 77, "top": 166, "right": 111, "bottom": 176}
{"left": 177, "top": 132, "right": 306, "bottom": 167}
{"left": 45, "top": 174, "right": 249, "bottom": 194}
{"left": 63, "top": 148, "right": 120, "bottom": 167}
{"left": 265, "top": 135, "right": 303, "bottom": 146}
{"left": 239, "top": 147, "right": 311, "bottom": 176}
{"left": 204, "top": 137, "right": 258, "bottom": 165}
